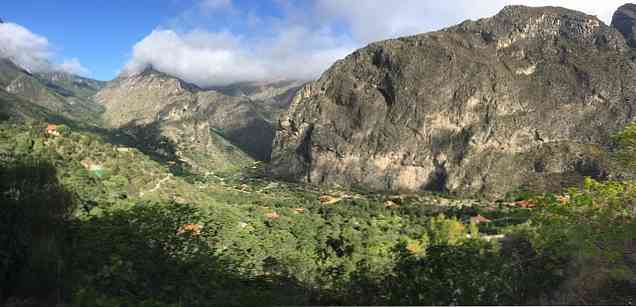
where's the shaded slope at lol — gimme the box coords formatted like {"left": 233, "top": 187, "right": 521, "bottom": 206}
{"left": 96, "top": 69, "right": 260, "bottom": 171}
{"left": 0, "top": 59, "right": 104, "bottom": 123}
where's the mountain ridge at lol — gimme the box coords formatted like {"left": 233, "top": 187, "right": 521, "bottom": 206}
{"left": 95, "top": 68, "right": 299, "bottom": 171}
{"left": 270, "top": 5, "right": 636, "bottom": 197}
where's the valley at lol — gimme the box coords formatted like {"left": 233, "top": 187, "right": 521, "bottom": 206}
{"left": 1, "top": 3, "right": 635, "bottom": 307}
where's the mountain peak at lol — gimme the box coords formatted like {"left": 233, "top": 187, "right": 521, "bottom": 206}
{"left": 271, "top": 4, "right": 636, "bottom": 197}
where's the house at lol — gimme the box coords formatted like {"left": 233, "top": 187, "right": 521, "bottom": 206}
{"left": 265, "top": 212, "right": 280, "bottom": 220}
{"left": 45, "top": 124, "right": 60, "bottom": 136}
{"left": 514, "top": 200, "right": 536, "bottom": 209}
{"left": 470, "top": 214, "right": 492, "bottom": 225}
{"left": 177, "top": 223, "right": 202, "bottom": 236}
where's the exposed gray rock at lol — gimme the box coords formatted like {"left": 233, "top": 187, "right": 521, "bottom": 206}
{"left": 271, "top": 5, "right": 636, "bottom": 198}
{"left": 612, "top": 3, "right": 636, "bottom": 48}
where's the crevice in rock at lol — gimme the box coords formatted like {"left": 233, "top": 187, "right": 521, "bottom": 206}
{"left": 377, "top": 75, "right": 396, "bottom": 107}
{"left": 423, "top": 158, "right": 448, "bottom": 193}
{"left": 296, "top": 124, "right": 314, "bottom": 183}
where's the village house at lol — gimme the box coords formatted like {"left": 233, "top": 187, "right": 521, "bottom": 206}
{"left": 470, "top": 214, "right": 492, "bottom": 225}
{"left": 45, "top": 124, "right": 60, "bottom": 136}
{"left": 177, "top": 223, "right": 202, "bottom": 236}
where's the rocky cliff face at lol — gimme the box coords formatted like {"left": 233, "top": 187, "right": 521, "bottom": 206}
{"left": 612, "top": 3, "right": 636, "bottom": 48}
{"left": 271, "top": 5, "right": 636, "bottom": 197}
{"left": 96, "top": 68, "right": 279, "bottom": 171}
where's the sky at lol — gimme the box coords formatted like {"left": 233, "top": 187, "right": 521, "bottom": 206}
{"left": 0, "top": 0, "right": 629, "bottom": 85}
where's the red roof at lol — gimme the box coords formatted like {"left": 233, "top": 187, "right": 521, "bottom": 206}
{"left": 470, "top": 214, "right": 492, "bottom": 224}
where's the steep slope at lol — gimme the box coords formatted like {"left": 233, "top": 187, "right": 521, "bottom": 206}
{"left": 0, "top": 58, "right": 104, "bottom": 123}
{"left": 0, "top": 58, "right": 25, "bottom": 88}
{"left": 36, "top": 71, "right": 106, "bottom": 99}
{"left": 271, "top": 5, "right": 636, "bottom": 197}
{"left": 96, "top": 68, "right": 270, "bottom": 171}
{"left": 212, "top": 79, "right": 305, "bottom": 120}
{"left": 612, "top": 3, "right": 636, "bottom": 48}
{"left": 0, "top": 89, "right": 61, "bottom": 122}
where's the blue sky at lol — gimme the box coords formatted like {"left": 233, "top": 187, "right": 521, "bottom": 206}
{"left": 3, "top": 1, "right": 202, "bottom": 80}
{"left": 0, "top": 0, "right": 627, "bottom": 84}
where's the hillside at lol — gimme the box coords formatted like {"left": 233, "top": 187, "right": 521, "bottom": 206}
{"left": 212, "top": 79, "right": 306, "bottom": 121}
{"left": 96, "top": 68, "right": 293, "bottom": 171}
{"left": 1, "top": 113, "right": 634, "bottom": 306}
{"left": 271, "top": 5, "right": 636, "bottom": 198}
{"left": 0, "top": 58, "right": 104, "bottom": 123}
{"left": 36, "top": 71, "right": 107, "bottom": 99}
{"left": 0, "top": 3, "right": 635, "bottom": 307}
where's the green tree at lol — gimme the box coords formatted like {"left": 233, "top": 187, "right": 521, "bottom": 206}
{"left": 0, "top": 159, "right": 76, "bottom": 303}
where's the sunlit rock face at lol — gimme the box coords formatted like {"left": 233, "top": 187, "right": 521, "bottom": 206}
{"left": 96, "top": 68, "right": 302, "bottom": 171}
{"left": 271, "top": 5, "right": 636, "bottom": 198}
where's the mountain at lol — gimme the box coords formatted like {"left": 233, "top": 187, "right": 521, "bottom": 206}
{"left": 270, "top": 5, "right": 636, "bottom": 197}
{"left": 0, "top": 58, "right": 104, "bottom": 123}
{"left": 612, "top": 3, "right": 636, "bottom": 48}
{"left": 0, "top": 89, "right": 62, "bottom": 122}
{"left": 36, "top": 71, "right": 106, "bottom": 99}
{"left": 212, "top": 79, "right": 306, "bottom": 120}
{"left": 95, "top": 68, "right": 274, "bottom": 171}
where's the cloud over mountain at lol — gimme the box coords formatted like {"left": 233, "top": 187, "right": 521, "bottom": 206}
{"left": 124, "top": 0, "right": 625, "bottom": 87}
{"left": 0, "top": 22, "right": 89, "bottom": 76}
{"left": 124, "top": 27, "right": 354, "bottom": 87}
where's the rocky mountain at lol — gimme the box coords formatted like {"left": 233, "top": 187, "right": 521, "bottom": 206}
{"left": 271, "top": 5, "right": 636, "bottom": 197}
{"left": 36, "top": 71, "right": 106, "bottom": 99}
{"left": 0, "top": 58, "right": 104, "bottom": 123}
{"left": 612, "top": 3, "right": 636, "bottom": 48}
{"left": 96, "top": 68, "right": 281, "bottom": 171}
{"left": 212, "top": 79, "right": 306, "bottom": 120}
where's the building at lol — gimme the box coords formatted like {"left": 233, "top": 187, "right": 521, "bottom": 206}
{"left": 45, "top": 124, "right": 60, "bottom": 136}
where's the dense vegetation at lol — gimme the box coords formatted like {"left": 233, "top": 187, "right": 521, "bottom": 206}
{"left": 0, "top": 121, "right": 634, "bottom": 306}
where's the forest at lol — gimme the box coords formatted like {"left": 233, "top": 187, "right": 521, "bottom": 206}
{"left": 0, "top": 121, "right": 633, "bottom": 306}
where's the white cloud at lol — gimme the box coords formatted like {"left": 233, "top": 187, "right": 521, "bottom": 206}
{"left": 0, "top": 22, "right": 90, "bottom": 76}
{"left": 125, "top": 0, "right": 627, "bottom": 86}
{"left": 315, "top": 0, "right": 626, "bottom": 43}
{"left": 0, "top": 22, "right": 52, "bottom": 73}
{"left": 57, "top": 58, "right": 91, "bottom": 76}
{"left": 124, "top": 27, "right": 355, "bottom": 87}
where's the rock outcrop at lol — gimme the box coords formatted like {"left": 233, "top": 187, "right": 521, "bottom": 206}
{"left": 271, "top": 5, "right": 636, "bottom": 197}
{"left": 612, "top": 3, "right": 636, "bottom": 48}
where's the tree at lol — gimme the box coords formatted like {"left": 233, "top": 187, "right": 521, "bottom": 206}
{"left": 0, "top": 159, "right": 76, "bottom": 303}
